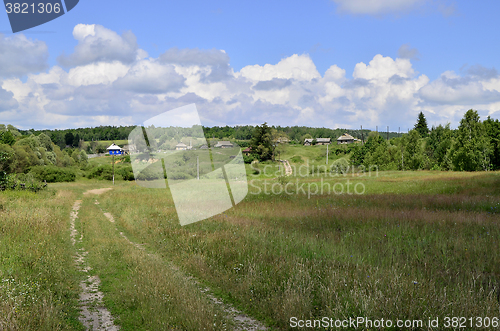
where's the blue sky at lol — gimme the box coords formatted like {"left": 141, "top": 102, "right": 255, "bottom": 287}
{"left": 0, "top": 0, "right": 499, "bottom": 130}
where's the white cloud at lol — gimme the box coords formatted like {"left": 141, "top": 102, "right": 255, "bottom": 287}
{"left": 0, "top": 34, "right": 48, "bottom": 77}
{"left": 113, "top": 60, "right": 185, "bottom": 94}
{"left": 2, "top": 24, "right": 500, "bottom": 131}
{"left": 67, "top": 62, "right": 129, "bottom": 86}
{"left": 57, "top": 24, "right": 144, "bottom": 66}
{"left": 239, "top": 54, "right": 321, "bottom": 81}
{"left": 353, "top": 54, "right": 414, "bottom": 81}
{"left": 419, "top": 70, "right": 500, "bottom": 105}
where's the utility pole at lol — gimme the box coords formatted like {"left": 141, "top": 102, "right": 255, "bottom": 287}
{"left": 326, "top": 143, "right": 329, "bottom": 165}
{"left": 112, "top": 154, "right": 115, "bottom": 185}
{"left": 361, "top": 125, "right": 364, "bottom": 144}
{"left": 387, "top": 126, "right": 389, "bottom": 141}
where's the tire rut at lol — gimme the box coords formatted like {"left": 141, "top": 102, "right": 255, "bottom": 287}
{"left": 71, "top": 198, "right": 120, "bottom": 331}
{"left": 94, "top": 197, "right": 267, "bottom": 331}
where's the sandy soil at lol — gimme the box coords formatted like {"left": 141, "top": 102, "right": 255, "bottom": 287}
{"left": 83, "top": 188, "right": 113, "bottom": 195}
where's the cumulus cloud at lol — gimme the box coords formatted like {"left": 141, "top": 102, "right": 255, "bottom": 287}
{"left": 239, "top": 54, "right": 320, "bottom": 81}
{"left": 253, "top": 78, "right": 292, "bottom": 91}
{"left": 0, "top": 86, "right": 18, "bottom": 111}
{"left": 419, "top": 69, "right": 500, "bottom": 105}
{"left": 57, "top": 24, "right": 143, "bottom": 66}
{"left": 0, "top": 34, "right": 48, "bottom": 77}
{"left": 2, "top": 24, "right": 500, "bottom": 131}
{"left": 113, "top": 60, "right": 185, "bottom": 94}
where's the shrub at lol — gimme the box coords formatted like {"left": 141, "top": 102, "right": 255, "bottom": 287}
{"left": 290, "top": 155, "right": 304, "bottom": 164}
{"left": 135, "top": 167, "right": 164, "bottom": 181}
{"left": 330, "top": 158, "right": 350, "bottom": 174}
{"left": 87, "top": 165, "right": 114, "bottom": 180}
{"left": 117, "top": 166, "right": 135, "bottom": 181}
{"left": 30, "top": 165, "right": 76, "bottom": 182}
{"left": 243, "top": 154, "right": 255, "bottom": 164}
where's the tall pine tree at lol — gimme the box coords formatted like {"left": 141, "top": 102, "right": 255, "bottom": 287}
{"left": 414, "top": 112, "right": 429, "bottom": 138}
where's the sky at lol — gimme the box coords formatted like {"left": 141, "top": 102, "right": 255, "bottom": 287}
{"left": 0, "top": 0, "right": 499, "bottom": 131}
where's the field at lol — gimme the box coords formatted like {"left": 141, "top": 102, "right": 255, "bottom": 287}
{"left": 1, "top": 150, "right": 499, "bottom": 329}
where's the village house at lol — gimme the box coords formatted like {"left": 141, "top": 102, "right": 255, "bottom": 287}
{"left": 175, "top": 142, "right": 188, "bottom": 150}
{"left": 336, "top": 133, "right": 355, "bottom": 144}
{"left": 214, "top": 141, "right": 233, "bottom": 148}
{"left": 242, "top": 147, "right": 252, "bottom": 156}
{"left": 106, "top": 143, "right": 123, "bottom": 155}
{"left": 304, "top": 138, "right": 331, "bottom": 146}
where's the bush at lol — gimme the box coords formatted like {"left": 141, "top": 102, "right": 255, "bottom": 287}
{"left": 30, "top": 165, "right": 76, "bottom": 182}
{"left": 117, "top": 166, "right": 135, "bottom": 181}
{"left": 243, "top": 154, "right": 255, "bottom": 164}
{"left": 330, "top": 158, "right": 350, "bottom": 174}
{"left": 135, "top": 167, "right": 164, "bottom": 181}
{"left": 290, "top": 155, "right": 304, "bottom": 164}
{"left": 0, "top": 173, "right": 47, "bottom": 192}
{"left": 87, "top": 165, "right": 114, "bottom": 180}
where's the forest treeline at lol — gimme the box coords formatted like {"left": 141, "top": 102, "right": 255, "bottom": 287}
{"left": 0, "top": 109, "right": 499, "bottom": 187}
{"left": 15, "top": 124, "right": 395, "bottom": 150}
{"left": 345, "top": 110, "right": 500, "bottom": 171}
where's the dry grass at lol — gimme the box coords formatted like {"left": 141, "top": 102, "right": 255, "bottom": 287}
{"left": 0, "top": 189, "right": 83, "bottom": 330}
{"left": 98, "top": 171, "right": 500, "bottom": 330}
{"left": 76, "top": 197, "right": 230, "bottom": 330}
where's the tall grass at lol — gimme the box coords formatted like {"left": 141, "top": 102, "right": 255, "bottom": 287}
{"left": 0, "top": 189, "right": 83, "bottom": 330}
{"left": 99, "top": 171, "right": 500, "bottom": 330}
{"left": 76, "top": 198, "right": 230, "bottom": 330}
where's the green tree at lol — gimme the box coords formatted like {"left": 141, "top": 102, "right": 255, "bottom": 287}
{"left": 250, "top": 123, "right": 273, "bottom": 161}
{"left": 414, "top": 111, "right": 429, "bottom": 138}
{"left": 403, "top": 130, "right": 424, "bottom": 170}
{"left": 0, "top": 130, "right": 16, "bottom": 146}
{"left": 36, "top": 133, "right": 54, "bottom": 151}
{"left": 426, "top": 124, "right": 453, "bottom": 169}
{"left": 452, "top": 109, "right": 490, "bottom": 171}
{"left": 65, "top": 132, "right": 74, "bottom": 147}
{"left": 483, "top": 116, "right": 500, "bottom": 170}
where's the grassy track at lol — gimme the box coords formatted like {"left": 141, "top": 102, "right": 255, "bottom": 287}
{"left": 76, "top": 194, "right": 230, "bottom": 330}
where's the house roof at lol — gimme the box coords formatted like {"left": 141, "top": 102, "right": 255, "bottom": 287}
{"left": 215, "top": 141, "right": 233, "bottom": 147}
{"left": 337, "top": 133, "right": 355, "bottom": 141}
{"left": 242, "top": 147, "right": 252, "bottom": 152}
{"left": 304, "top": 138, "right": 331, "bottom": 143}
{"left": 122, "top": 144, "right": 135, "bottom": 150}
{"left": 106, "top": 143, "right": 122, "bottom": 151}
{"left": 176, "top": 142, "right": 187, "bottom": 147}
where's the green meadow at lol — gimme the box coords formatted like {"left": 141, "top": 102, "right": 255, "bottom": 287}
{"left": 1, "top": 148, "right": 499, "bottom": 329}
